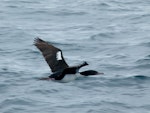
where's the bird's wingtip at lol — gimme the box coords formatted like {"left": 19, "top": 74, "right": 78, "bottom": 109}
{"left": 34, "top": 37, "right": 42, "bottom": 42}
{"left": 34, "top": 37, "right": 46, "bottom": 45}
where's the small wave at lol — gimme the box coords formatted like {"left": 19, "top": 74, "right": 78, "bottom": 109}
{"left": 18, "top": 1, "right": 40, "bottom": 4}
{"left": 133, "top": 75, "right": 149, "bottom": 80}
{"left": 90, "top": 33, "right": 116, "bottom": 42}
{"left": 29, "top": 9, "right": 88, "bottom": 16}
{"left": 140, "top": 42, "right": 150, "bottom": 47}
{"left": 147, "top": 55, "right": 150, "bottom": 58}
{"left": 0, "top": 70, "right": 21, "bottom": 77}
{"left": 136, "top": 59, "right": 150, "bottom": 64}
{"left": 7, "top": 5, "right": 19, "bottom": 9}
{"left": 1, "top": 98, "right": 33, "bottom": 106}
{"left": 102, "top": 74, "right": 150, "bottom": 88}
{"left": 129, "top": 13, "right": 150, "bottom": 24}
{"left": 135, "top": 56, "right": 150, "bottom": 69}
{"left": 31, "top": 88, "right": 59, "bottom": 95}
{"left": 97, "top": 2, "right": 111, "bottom": 8}
{"left": 112, "top": 54, "right": 128, "bottom": 59}
{"left": 116, "top": 74, "right": 150, "bottom": 80}
{"left": 54, "top": 10, "right": 88, "bottom": 16}
{"left": 134, "top": 64, "right": 150, "bottom": 69}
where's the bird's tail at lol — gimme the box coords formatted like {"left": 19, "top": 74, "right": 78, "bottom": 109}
{"left": 38, "top": 77, "right": 52, "bottom": 80}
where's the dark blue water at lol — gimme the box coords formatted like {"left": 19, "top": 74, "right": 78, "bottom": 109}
{"left": 1, "top": 0, "right": 150, "bottom": 113}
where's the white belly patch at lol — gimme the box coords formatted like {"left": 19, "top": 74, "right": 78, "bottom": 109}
{"left": 60, "top": 74, "right": 77, "bottom": 83}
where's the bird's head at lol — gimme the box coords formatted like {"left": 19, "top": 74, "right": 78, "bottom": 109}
{"left": 82, "top": 61, "right": 89, "bottom": 66}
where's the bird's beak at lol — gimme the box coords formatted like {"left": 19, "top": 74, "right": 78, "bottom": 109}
{"left": 97, "top": 72, "right": 104, "bottom": 75}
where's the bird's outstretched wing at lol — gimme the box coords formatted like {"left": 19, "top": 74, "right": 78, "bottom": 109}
{"left": 34, "top": 38, "right": 69, "bottom": 72}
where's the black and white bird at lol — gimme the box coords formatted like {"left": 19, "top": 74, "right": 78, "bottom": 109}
{"left": 34, "top": 38, "right": 103, "bottom": 82}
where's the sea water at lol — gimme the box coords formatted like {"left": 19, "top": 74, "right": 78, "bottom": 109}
{"left": 0, "top": 0, "right": 150, "bottom": 113}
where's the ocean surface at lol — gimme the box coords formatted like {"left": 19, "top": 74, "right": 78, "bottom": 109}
{"left": 0, "top": 0, "right": 150, "bottom": 113}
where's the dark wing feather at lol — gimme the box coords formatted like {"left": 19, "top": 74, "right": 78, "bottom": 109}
{"left": 34, "top": 38, "right": 69, "bottom": 72}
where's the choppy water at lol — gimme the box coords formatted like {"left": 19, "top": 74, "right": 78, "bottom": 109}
{"left": 1, "top": 0, "right": 150, "bottom": 113}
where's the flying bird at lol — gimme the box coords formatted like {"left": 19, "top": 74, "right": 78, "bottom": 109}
{"left": 34, "top": 38, "right": 103, "bottom": 82}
